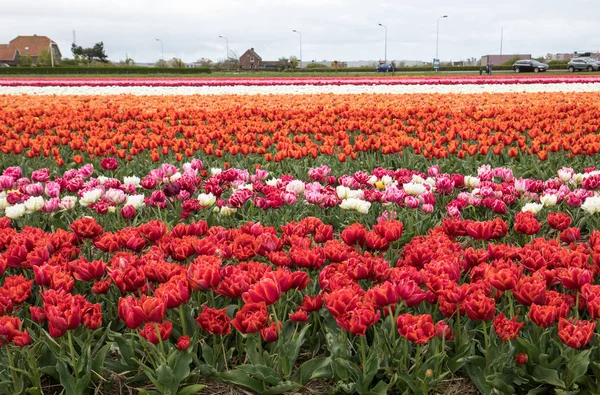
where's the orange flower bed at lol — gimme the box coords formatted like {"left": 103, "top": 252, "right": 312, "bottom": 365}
{"left": 1, "top": 93, "right": 600, "bottom": 165}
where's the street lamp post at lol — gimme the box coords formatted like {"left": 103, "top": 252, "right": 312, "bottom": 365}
{"left": 378, "top": 23, "right": 387, "bottom": 64}
{"left": 435, "top": 15, "right": 448, "bottom": 71}
{"left": 292, "top": 30, "right": 302, "bottom": 69}
{"left": 218, "top": 35, "right": 229, "bottom": 60}
{"left": 156, "top": 38, "right": 164, "bottom": 60}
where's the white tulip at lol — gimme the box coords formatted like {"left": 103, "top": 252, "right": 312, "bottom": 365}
{"left": 198, "top": 193, "right": 216, "bottom": 207}
{"left": 5, "top": 204, "right": 26, "bottom": 219}
{"left": 403, "top": 182, "right": 426, "bottom": 196}
{"left": 80, "top": 189, "right": 102, "bottom": 206}
{"left": 381, "top": 175, "right": 393, "bottom": 185}
{"left": 336, "top": 186, "right": 349, "bottom": 199}
{"left": 355, "top": 199, "right": 371, "bottom": 214}
{"left": 266, "top": 178, "right": 279, "bottom": 187}
{"left": 220, "top": 206, "right": 237, "bottom": 216}
{"left": 557, "top": 168, "right": 573, "bottom": 183}
{"left": 521, "top": 202, "right": 543, "bottom": 214}
{"left": 464, "top": 176, "right": 480, "bottom": 188}
{"left": 123, "top": 176, "right": 141, "bottom": 187}
{"left": 286, "top": 180, "right": 305, "bottom": 194}
{"left": 24, "top": 196, "right": 44, "bottom": 212}
{"left": 126, "top": 194, "right": 145, "bottom": 209}
{"left": 339, "top": 198, "right": 357, "bottom": 211}
{"left": 582, "top": 196, "right": 600, "bottom": 214}
{"left": 210, "top": 168, "right": 222, "bottom": 175}
{"left": 540, "top": 194, "right": 558, "bottom": 207}
{"left": 367, "top": 176, "right": 377, "bottom": 185}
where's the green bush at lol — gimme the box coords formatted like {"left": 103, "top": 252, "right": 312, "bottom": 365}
{"left": 0, "top": 67, "right": 212, "bottom": 75}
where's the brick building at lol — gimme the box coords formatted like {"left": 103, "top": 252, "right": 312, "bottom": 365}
{"left": 239, "top": 48, "right": 288, "bottom": 70}
{"left": 0, "top": 35, "right": 61, "bottom": 66}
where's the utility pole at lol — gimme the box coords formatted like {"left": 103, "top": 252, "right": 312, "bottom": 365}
{"left": 500, "top": 27, "right": 504, "bottom": 56}
{"left": 378, "top": 23, "right": 387, "bottom": 64}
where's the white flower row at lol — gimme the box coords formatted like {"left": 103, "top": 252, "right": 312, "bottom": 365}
{"left": 2, "top": 83, "right": 600, "bottom": 96}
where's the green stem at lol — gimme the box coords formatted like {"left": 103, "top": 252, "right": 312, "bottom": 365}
{"left": 67, "top": 330, "right": 79, "bottom": 380}
{"left": 221, "top": 338, "right": 228, "bottom": 371}
{"left": 414, "top": 343, "right": 422, "bottom": 375}
{"left": 507, "top": 291, "right": 515, "bottom": 318}
{"left": 6, "top": 346, "right": 19, "bottom": 392}
{"left": 482, "top": 320, "right": 490, "bottom": 375}
{"left": 257, "top": 333, "right": 264, "bottom": 364}
{"left": 154, "top": 323, "right": 166, "bottom": 359}
{"left": 389, "top": 305, "right": 397, "bottom": 359}
{"left": 403, "top": 338, "right": 409, "bottom": 372}
{"left": 179, "top": 305, "right": 188, "bottom": 336}
{"left": 455, "top": 305, "right": 462, "bottom": 347}
{"left": 575, "top": 292, "right": 580, "bottom": 320}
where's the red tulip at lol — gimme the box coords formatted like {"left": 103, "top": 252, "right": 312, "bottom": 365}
{"left": 118, "top": 296, "right": 146, "bottom": 329}
{"left": 140, "top": 321, "right": 173, "bottom": 345}
{"left": 493, "top": 313, "right": 524, "bottom": 342}
{"left": 557, "top": 318, "right": 596, "bottom": 349}
{"left": 528, "top": 304, "right": 557, "bottom": 328}
{"left": 548, "top": 212, "right": 572, "bottom": 231}
{"left": 70, "top": 217, "right": 104, "bottom": 239}
{"left": 187, "top": 256, "right": 222, "bottom": 290}
{"left": 242, "top": 278, "right": 282, "bottom": 305}
{"left": 465, "top": 292, "right": 495, "bottom": 321}
{"left": 515, "top": 352, "right": 528, "bottom": 364}
{"left": 231, "top": 302, "right": 269, "bottom": 334}
{"left": 177, "top": 335, "right": 191, "bottom": 350}
{"left": 396, "top": 313, "right": 435, "bottom": 344}
{"left": 260, "top": 321, "right": 282, "bottom": 343}
{"left": 512, "top": 274, "right": 546, "bottom": 306}
{"left": 301, "top": 294, "right": 323, "bottom": 312}
{"left": 195, "top": 306, "right": 231, "bottom": 335}
{"left": 289, "top": 309, "right": 309, "bottom": 322}
{"left": 435, "top": 320, "right": 455, "bottom": 341}
{"left": 335, "top": 305, "right": 380, "bottom": 336}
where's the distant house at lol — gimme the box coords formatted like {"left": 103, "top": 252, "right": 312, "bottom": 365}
{"left": 480, "top": 54, "right": 531, "bottom": 66}
{"left": 239, "top": 48, "right": 262, "bottom": 69}
{"left": 0, "top": 45, "right": 20, "bottom": 65}
{"left": 239, "top": 48, "right": 288, "bottom": 70}
{"left": 0, "top": 35, "right": 61, "bottom": 66}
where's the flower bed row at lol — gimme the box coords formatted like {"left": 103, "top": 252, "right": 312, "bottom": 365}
{"left": 2, "top": 93, "right": 600, "bottom": 168}
{"left": 2, "top": 75, "right": 600, "bottom": 87}
{"left": 2, "top": 205, "right": 600, "bottom": 394}
{"left": 3, "top": 162, "right": 600, "bottom": 231}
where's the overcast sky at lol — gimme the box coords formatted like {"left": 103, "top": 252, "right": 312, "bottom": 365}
{"left": 1, "top": 0, "right": 598, "bottom": 64}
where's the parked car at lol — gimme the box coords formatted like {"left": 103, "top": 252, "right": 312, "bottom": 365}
{"left": 512, "top": 60, "right": 549, "bottom": 73}
{"left": 568, "top": 57, "right": 600, "bottom": 72}
{"left": 0, "top": 63, "right": 10, "bottom": 67}
{"left": 376, "top": 64, "right": 394, "bottom": 72}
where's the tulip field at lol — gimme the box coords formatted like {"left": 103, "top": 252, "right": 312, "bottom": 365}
{"left": 3, "top": 76, "right": 600, "bottom": 394}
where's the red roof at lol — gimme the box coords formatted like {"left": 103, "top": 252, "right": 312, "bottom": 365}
{"left": 7, "top": 35, "right": 60, "bottom": 57}
{"left": 0, "top": 44, "right": 18, "bottom": 62}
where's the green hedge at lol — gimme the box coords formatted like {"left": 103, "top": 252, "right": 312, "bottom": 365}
{"left": 276, "top": 65, "right": 515, "bottom": 73}
{"left": 0, "top": 67, "right": 212, "bottom": 75}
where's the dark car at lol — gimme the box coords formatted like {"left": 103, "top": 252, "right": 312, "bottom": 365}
{"left": 568, "top": 58, "right": 600, "bottom": 72}
{"left": 512, "top": 60, "right": 549, "bottom": 73}
{"left": 376, "top": 64, "right": 394, "bottom": 72}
